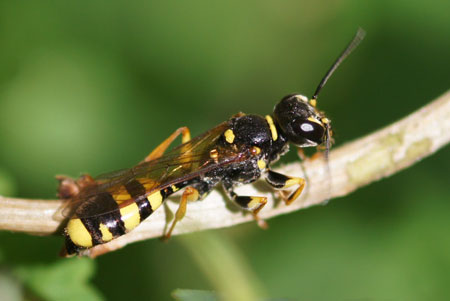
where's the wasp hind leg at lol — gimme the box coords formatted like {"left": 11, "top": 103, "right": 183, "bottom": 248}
{"left": 144, "top": 126, "right": 191, "bottom": 162}
{"left": 222, "top": 182, "right": 268, "bottom": 229}
{"left": 163, "top": 186, "right": 199, "bottom": 240}
{"left": 265, "top": 170, "right": 305, "bottom": 205}
{"left": 56, "top": 174, "right": 96, "bottom": 200}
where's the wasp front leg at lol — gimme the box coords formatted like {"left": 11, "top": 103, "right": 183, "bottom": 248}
{"left": 163, "top": 186, "right": 199, "bottom": 240}
{"left": 265, "top": 170, "right": 305, "bottom": 205}
{"left": 222, "top": 182, "right": 268, "bottom": 229}
{"left": 144, "top": 126, "right": 191, "bottom": 162}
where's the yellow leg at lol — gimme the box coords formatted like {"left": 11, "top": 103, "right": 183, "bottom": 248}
{"left": 282, "top": 177, "right": 305, "bottom": 205}
{"left": 250, "top": 197, "right": 268, "bottom": 229}
{"left": 235, "top": 195, "right": 268, "bottom": 229}
{"left": 297, "top": 148, "right": 307, "bottom": 161}
{"left": 310, "top": 151, "right": 325, "bottom": 161}
{"left": 56, "top": 173, "right": 95, "bottom": 200}
{"left": 164, "top": 187, "right": 199, "bottom": 240}
{"left": 144, "top": 127, "right": 191, "bottom": 162}
{"left": 266, "top": 170, "right": 305, "bottom": 205}
{"left": 222, "top": 182, "right": 268, "bottom": 229}
{"left": 297, "top": 147, "right": 325, "bottom": 161}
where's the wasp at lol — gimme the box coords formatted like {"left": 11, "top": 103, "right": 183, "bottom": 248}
{"left": 58, "top": 29, "right": 365, "bottom": 256}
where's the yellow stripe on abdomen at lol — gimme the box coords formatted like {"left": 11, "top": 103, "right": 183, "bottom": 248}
{"left": 147, "top": 191, "right": 163, "bottom": 211}
{"left": 99, "top": 223, "right": 113, "bottom": 242}
{"left": 66, "top": 218, "right": 93, "bottom": 248}
{"left": 120, "top": 202, "right": 141, "bottom": 231}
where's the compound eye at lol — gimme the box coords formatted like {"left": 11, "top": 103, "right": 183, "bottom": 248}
{"left": 300, "top": 122, "right": 314, "bottom": 132}
{"left": 294, "top": 120, "right": 325, "bottom": 144}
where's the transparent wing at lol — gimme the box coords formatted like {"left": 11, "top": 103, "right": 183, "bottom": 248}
{"left": 63, "top": 121, "right": 252, "bottom": 219}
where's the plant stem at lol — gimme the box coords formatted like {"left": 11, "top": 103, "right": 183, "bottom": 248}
{"left": 1, "top": 90, "right": 449, "bottom": 257}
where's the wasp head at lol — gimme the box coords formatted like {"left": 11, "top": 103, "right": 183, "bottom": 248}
{"left": 271, "top": 29, "right": 364, "bottom": 149}
{"left": 273, "top": 94, "right": 331, "bottom": 148}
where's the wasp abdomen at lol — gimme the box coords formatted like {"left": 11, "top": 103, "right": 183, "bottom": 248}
{"left": 64, "top": 181, "right": 185, "bottom": 255}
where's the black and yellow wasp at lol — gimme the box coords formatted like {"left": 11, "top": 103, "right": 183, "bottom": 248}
{"left": 58, "top": 29, "right": 365, "bottom": 256}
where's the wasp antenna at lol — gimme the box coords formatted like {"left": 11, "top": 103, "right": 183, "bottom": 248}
{"left": 322, "top": 125, "right": 332, "bottom": 204}
{"left": 312, "top": 28, "right": 366, "bottom": 100}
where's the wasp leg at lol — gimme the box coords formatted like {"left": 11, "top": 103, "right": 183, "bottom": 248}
{"left": 298, "top": 147, "right": 325, "bottom": 161}
{"left": 144, "top": 127, "right": 191, "bottom": 162}
{"left": 222, "top": 182, "right": 268, "bottom": 229}
{"left": 265, "top": 170, "right": 305, "bottom": 205}
{"left": 297, "top": 148, "right": 307, "bottom": 161}
{"left": 163, "top": 186, "right": 199, "bottom": 240}
{"left": 56, "top": 174, "right": 96, "bottom": 199}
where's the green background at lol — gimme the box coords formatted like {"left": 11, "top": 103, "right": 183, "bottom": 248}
{"left": 0, "top": 1, "right": 449, "bottom": 300}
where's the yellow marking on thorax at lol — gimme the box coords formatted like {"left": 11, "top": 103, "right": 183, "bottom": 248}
{"left": 120, "top": 202, "right": 141, "bottom": 231}
{"left": 257, "top": 159, "right": 266, "bottom": 170}
{"left": 66, "top": 218, "right": 93, "bottom": 248}
{"left": 224, "top": 129, "right": 235, "bottom": 143}
{"left": 99, "top": 223, "right": 113, "bottom": 242}
{"left": 265, "top": 115, "right": 278, "bottom": 141}
{"left": 147, "top": 191, "right": 163, "bottom": 211}
{"left": 171, "top": 185, "right": 180, "bottom": 192}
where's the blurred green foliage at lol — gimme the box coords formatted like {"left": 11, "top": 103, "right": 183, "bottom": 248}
{"left": 172, "top": 289, "right": 219, "bottom": 301}
{"left": 0, "top": 1, "right": 449, "bottom": 300}
{"left": 15, "top": 258, "right": 101, "bottom": 301}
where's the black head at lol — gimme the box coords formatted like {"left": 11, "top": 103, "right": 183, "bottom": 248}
{"left": 272, "top": 28, "right": 365, "bottom": 150}
{"left": 273, "top": 94, "right": 330, "bottom": 147}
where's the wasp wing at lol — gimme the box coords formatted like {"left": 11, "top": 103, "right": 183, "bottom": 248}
{"left": 65, "top": 121, "right": 251, "bottom": 219}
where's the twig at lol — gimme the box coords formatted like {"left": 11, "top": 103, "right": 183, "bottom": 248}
{"left": 1, "top": 90, "right": 449, "bottom": 257}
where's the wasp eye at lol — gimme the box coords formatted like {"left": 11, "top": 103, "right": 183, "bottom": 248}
{"left": 300, "top": 122, "right": 314, "bottom": 132}
{"left": 290, "top": 120, "right": 325, "bottom": 146}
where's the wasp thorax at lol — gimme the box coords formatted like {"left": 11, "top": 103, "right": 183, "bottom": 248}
{"left": 273, "top": 94, "right": 328, "bottom": 147}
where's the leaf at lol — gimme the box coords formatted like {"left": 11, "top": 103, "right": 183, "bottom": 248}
{"left": 15, "top": 258, "right": 103, "bottom": 301}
